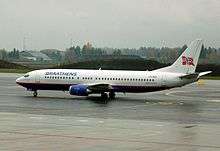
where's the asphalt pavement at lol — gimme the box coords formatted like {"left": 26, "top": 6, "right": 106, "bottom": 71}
{"left": 0, "top": 73, "right": 220, "bottom": 151}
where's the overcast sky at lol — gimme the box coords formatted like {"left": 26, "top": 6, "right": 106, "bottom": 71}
{"left": 0, "top": 0, "right": 219, "bottom": 50}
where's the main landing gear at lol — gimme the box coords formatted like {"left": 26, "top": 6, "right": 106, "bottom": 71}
{"left": 33, "top": 91, "right": 38, "bottom": 97}
{"left": 101, "top": 92, "right": 116, "bottom": 104}
{"left": 109, "top": 91, "right": 116, "bottom": 99}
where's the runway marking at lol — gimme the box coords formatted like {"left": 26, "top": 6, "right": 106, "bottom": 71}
{"left": 156, "top": 124, "right": 164, "bottom": 127}
{"left": 77, "top": 119, "right": 89, "bottom": 123}
{"left": 59, "top": 118, "right": 66, "bottom": 121}
{"left": 158, "top": 102, "right": 173, "bottom": 105}
{"left": 98, "top": 121, "right": 104, "bottom": 124}
{"left": 144, "top": 131, "right": 162, "bottom": 137}
{"left": 0, "top": 93, "right": 22, "bottom": 96}
{"left": 29, "top": 116, "right": 43, "bottom": 120}
{"left": 165, "top": 91, "right": 185, "bottom": 96}
{"left": 206, "top": 100, "right": 220, "bottom": 103}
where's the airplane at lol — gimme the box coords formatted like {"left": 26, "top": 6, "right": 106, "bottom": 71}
{"left": 16, "top": 39, "right": 211, "bottom": 103}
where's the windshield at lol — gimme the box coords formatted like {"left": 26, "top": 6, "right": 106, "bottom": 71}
{"left": 24, "top": 74, "right": 29, "bottom": 78}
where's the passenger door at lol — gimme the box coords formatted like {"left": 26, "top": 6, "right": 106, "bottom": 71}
{"left": 161, "top": 74, "right": 166, "bottom": 87}
{"left": 35, "top": 71, "right": 40, "bottom": 83}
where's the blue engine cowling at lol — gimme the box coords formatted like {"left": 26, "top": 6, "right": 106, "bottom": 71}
{"left": 69, "top": 84, "right": 89, "bottom": 96}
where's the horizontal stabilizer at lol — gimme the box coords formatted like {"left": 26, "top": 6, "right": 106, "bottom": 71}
{"left": 198, "top": 71, "right": 212, "bottom": 77}
{"left": 179, "top": 71, "right": 212, "bottom": 79}
{"left": 179, "top": 73, "right": 199, "bottom": 79}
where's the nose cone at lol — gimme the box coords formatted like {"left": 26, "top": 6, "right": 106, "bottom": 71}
{"left": 16, "top": 77, "right": 22, "bottom": 84}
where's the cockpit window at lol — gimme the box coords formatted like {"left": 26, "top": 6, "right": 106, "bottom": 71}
{"left": 24, "top": 74, "right": 29, "bottom": 78}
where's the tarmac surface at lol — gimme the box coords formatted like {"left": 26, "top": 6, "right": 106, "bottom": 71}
{"left": 0, "top": 73, "right": 220, "bottom": 151}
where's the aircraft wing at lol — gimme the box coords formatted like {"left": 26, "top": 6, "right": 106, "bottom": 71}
{"left": 87, "top": 83, "right": 113, "bottom": 92}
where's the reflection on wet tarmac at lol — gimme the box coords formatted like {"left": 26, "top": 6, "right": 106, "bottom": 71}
{"left": 0, "top": 73, "right": 220, "bottom": 150}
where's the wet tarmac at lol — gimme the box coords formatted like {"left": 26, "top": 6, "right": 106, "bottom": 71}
{"left": 0, "top": 73, "right": 220, "bottom": 150}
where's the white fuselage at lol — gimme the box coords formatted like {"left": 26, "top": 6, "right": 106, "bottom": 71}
{"left": 16, "top": 69, "right": 195, "bottom": 93}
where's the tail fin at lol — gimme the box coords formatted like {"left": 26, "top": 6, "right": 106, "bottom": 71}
{"left": 155, "top": 39, "right": 203, "bottom": 74}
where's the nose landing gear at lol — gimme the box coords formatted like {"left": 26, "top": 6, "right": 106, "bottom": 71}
{"left": 33, "top": 91, "right": 38, "bottom": 97}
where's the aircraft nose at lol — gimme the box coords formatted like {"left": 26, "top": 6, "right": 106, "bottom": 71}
{"left": 16, "top": 77, "right": 22, "bottom": 83}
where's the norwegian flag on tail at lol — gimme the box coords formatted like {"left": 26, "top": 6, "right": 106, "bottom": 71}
{"left": 182, "top": 56, "right": 195, "bottom": 66}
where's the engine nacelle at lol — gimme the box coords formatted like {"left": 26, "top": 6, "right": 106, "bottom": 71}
{"left": 69, "top": 84, "right": 89, "bottom": 96}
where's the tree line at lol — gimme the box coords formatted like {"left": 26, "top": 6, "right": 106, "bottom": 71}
{"left": 63, "top": 43, "right": 220, "bottom": 64}
{"left": 0, "top": 43, "right": 219, "bottom": 65}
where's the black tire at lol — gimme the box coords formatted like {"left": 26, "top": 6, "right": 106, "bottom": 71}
{"left": 33, "top": 91, "right": 38, "bottom": 97}
{"left": 109, "top": 92, "right": 116, "bottom": 99}
{"left": 101, "top": 92, "right": 108, "bottom": 103}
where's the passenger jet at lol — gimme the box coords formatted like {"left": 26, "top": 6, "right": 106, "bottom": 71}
{"left": 16, "top": 39, "right": 211, "bottom": 102}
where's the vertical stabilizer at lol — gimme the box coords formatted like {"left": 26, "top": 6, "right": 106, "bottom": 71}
{"left": 155, "top": 39, "right": 203, "bottom": 74}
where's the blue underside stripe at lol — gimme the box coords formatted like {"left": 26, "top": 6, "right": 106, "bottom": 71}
{"left": 17, "top": 82, "right": 170, "bottom": 93}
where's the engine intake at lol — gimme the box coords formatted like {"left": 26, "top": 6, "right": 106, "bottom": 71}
{"left": 69, "top": 84, "right": 89, "bottom": 96}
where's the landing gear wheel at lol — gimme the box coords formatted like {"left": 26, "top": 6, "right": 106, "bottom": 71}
{"left": 109, "top": 92, "right": 116, "bottom": 100}
{"left": 101, "top": 92, "right": 108, "bottom": 104}
{"left": 33, "top": 91, "right": 38, "bottom": 97}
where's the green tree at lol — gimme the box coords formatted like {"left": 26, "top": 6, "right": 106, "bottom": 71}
{"left": 0, "top": 49, "right": 7, "bottom": 60}
{"left": 113, "top": 49, "right": 122, "bottom": 56}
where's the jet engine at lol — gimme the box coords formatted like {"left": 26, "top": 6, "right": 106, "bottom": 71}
{"left": 69, "top": 84, "right": 90, "bottom": 96}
